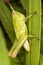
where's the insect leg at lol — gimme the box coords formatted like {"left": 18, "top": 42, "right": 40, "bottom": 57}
{"left": 23, "top": 40, "right": 30, "bottom": 52}
{"left": 10, "top": 36, "right": 29, "bottom": 58}
{"left": 25, "top": 12, "right": 37, "bottom": 22}
{"left": 23, "top": 34, "right": 39, "bottom": 52}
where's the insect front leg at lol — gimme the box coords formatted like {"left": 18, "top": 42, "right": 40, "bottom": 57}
{"left": 25, "top": 12, "right": 37, "bottom": 22}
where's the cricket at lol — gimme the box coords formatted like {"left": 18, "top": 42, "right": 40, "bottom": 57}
{"left": 8, "top": 3, "right": 37, "bottom": 58}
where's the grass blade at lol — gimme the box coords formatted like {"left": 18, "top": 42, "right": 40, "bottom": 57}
{"left": 39, "top": 54, "right": 43, "bottom": 65}
{"left": 0, "top": 26, "right": 10, "bottom": 65}
{"left": 0, "top": 0, "right": 15, "bottom": 43}
{"left": 21, "top": 0, "right": 41, "bottom": 65}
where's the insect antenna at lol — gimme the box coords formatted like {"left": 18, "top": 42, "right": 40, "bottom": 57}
{"left": 8, "top": 3, "right": 14, "bottom": 11}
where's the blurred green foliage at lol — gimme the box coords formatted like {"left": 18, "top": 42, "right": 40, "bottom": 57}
{"left": 0, "top": 0, "right": 42, "bottom": 65}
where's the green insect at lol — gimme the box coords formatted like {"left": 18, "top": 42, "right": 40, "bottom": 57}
{"left": 8, "top": 3, "right": 37, "bottom": 58}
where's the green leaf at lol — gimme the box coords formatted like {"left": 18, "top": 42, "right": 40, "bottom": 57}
{"left": 41, "top": 16, "right": 43, "bottom": 54}
{"left": 39, "top": 54, "right": 43, "bottom": 65}
{"left": 10, "top": 57, "right": 23, "bottom": 65}
{"left": 20, "top": 0, "right": 29, "bottom": 14}
{"left": 21, "top": 0, "right": 41, "bottom": 65}
{"left": 0, "top": 0, "right": 16, "bottom": 43}
{"left": 0, "top": 26, "right": 10, "bottom": 65}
